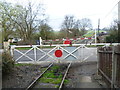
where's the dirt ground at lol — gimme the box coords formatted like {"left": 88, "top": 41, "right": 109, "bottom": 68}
{"left": 2, "top": 62, "right": 107, "bottom": 89}
{"left": 2, "top": 63, "right": 68, "bottom": 89}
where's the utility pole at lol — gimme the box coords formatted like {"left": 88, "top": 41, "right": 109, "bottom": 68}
{"left": 118, "top": 1, "right": 120, "bottom": 43}
{"left": 95, "top": 29, "right": 97, "bottom": 45}
{"left": 98, "top": 19, "right": 100, "bottom": 36}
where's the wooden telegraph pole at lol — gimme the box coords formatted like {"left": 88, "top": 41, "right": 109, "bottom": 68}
{"left": 118, "top": 1, "right": 120, "bottom": 43}
{"left": 98, "top": 19, "right": 100, "bottom": 36}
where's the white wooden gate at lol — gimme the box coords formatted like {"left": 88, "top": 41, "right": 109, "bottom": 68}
{"left": 11, "top": 45, "right": 97, "bottom": 63}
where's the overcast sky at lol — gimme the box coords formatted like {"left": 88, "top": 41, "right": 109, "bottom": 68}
{"left": 5, "top": 0, "right": 119, "bottom": 30}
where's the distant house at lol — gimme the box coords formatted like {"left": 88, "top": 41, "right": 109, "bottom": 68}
{"left": 99, "top": 32, "right": 108, "bottom": 36}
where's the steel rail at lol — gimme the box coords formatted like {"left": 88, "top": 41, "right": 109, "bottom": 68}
{"left": 26, "top": 63, "right": 53, "bottom": 90}
{"left": 26, "top": 63, "right": 71, "bottom": 90}
{"left": 59, "top": 62, "right": 71, "bottom": 90}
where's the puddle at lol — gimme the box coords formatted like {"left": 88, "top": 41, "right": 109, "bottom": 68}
{"left": 79, "top": 76, "right": 92, "bottom": 82}
{"left": 34, "top": 83, "right": 58, "bottom": 88}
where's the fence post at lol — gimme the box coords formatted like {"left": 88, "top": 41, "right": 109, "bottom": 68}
{"left": 111, "top": 46, "right": 117, "bottom": 88}
{"left": 97, "top": 47, "right": 100, "bottom": 75}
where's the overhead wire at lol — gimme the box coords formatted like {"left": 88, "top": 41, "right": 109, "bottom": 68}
{"left": 104, "top": 0, "right": 119, "bottom": 19}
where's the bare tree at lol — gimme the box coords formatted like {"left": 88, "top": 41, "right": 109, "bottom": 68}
{"left": 0, "top": 2, "right": 16, "bottom": 41}
{"left": 61, "top": 15, "right": 76, "bottom": 37}
{"left": 61, "top": 16, "right": 93, "bottom": 38}
{"left": 2, "top": 1, "right": 46, "bottom": 43}
{"left": 76, "top": 18, "right": 92, "bottom": 35}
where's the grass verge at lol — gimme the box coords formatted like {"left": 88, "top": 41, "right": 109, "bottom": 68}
{"left": 85, "top": 45, "right": 104, "bottom": 47}
{"left": 14, "top": 63, "right": 33, "bottom": 67}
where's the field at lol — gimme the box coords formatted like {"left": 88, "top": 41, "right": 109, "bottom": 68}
{"left": 83, "top": 30, "right": 107, "bottom": 37}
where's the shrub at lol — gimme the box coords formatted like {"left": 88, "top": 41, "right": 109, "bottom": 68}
{"left": 106, "top": 29, "right": 118, "bottom": 43}
{"left": 2, "top": 51, "right": 14, "bottom": 75}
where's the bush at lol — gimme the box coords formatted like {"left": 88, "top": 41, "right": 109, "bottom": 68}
{"left": 106, "top": 29, "right": 118, "bottom": 43}
{"left": 106, "top": 35, "right": 118, "bottom": 43}
{"left": 2, "top": 51, "right": 14, "bottom": 75}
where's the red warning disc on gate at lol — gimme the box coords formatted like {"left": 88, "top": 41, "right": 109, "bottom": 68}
{"left": 55, "top": 50, "right": 62, "bottom": 57}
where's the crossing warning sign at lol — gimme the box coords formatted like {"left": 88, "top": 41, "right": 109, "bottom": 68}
{"left": 55, "top": 50, "right": 62, "bottom": 57}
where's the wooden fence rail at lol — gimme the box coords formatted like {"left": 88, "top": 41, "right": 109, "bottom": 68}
{"left": 98, "top": 45, "right": 120, "bottom": 88}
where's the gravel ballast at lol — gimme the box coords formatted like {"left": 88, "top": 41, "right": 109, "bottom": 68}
{"left": 2, "top": 64, "right": 48, "bottom": 88}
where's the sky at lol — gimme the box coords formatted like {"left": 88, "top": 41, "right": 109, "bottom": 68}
{"left": 4, "top": 0, "right": 119, "bottom": 31}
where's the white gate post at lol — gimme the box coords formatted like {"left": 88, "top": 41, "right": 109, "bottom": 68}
{"left": 39, "top": 37, "right": 42, "bottom": 46}
{"left": 10, "top": 46, "right": 14, "bottom": 57}
{"left": 33, "top": 46, "right": 37, "bottom": 62}
{"left": 58, "top": 46, "right": 60, "bottom": 63}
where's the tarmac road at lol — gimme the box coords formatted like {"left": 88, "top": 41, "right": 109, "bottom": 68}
{"left": 64, "top": 62, "right": 107, "bottom": 88}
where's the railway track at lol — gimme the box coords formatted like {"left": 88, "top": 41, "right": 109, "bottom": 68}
{"left": 26, "top": 62, "right": 71, "bottom": 90}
